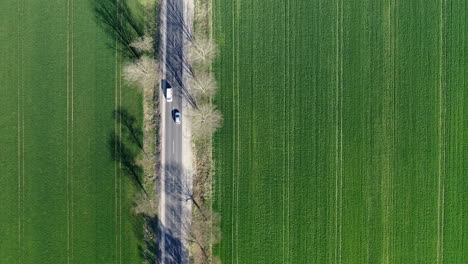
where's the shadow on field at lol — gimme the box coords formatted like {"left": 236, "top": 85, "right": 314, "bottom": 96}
{"left": 91, "top": 0, "right": 144, "bottom": 59}
{"left": 132, "top": 214, "right": 158, "bottom": 264}
{"left": 108, "top": 107, "right": 147, "bottom": 195}
{"left": 114, "top": 108, "right": 146, "bottom": 155}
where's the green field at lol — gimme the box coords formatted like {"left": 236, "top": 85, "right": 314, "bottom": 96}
{"left": 212, "top": 0, "right": 466, "bottom": 263}
{"left": 0, "top": 0, "right": 143, "bottom": 263}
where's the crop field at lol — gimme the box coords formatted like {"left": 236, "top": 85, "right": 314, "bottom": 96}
{"left": 212, "top": 0, "right": 466, "bottom": 263}
{"left": 0, "top": 0, "right": 143, "bottom": 263}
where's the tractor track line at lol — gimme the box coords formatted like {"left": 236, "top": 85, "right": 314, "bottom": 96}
{"left": 16, "top": 0, "right": 24, "bottom": 261}
{"left": 334, "top": 0, "right": 344, "bottom": 262}
{"left": 436, "top": 0, "right": 446, "bottom": 262}
{"left": 66, "top": 0, "right": 71, "bottom": 262}
{"left": 230, "top": 0, "right": 236, "bottom": 262}
{"left": 114, "top": 21, "right": 119, "bottom": 264}
{"left": 70, "top": 0, "right": 76, "bottom": 261}
{"left": 235, "top": 0, "right": 240, "bottom": 263}
{"left": 282, "top": 0, "right": 290, "bottom": 262}
{"left": 119, "top": 47, "right": 123, "bottom": 264}
{"left": 20, "top": 0, "right": 26, "bottom": 261}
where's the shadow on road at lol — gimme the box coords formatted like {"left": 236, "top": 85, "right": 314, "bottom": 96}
{"left": 158, "top": 162, "right": 195, "bottom": 263}
{"left": 161, "top": 0, "right": 198, "bottom": 109}
{"left": 157, "top": 215, "right": 190, "bottom": 264}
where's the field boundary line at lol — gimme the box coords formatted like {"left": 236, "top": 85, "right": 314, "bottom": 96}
{"left": 209, "top": 0, "right": 215, "bottom": 260}
{"left": 436, "top": 0, "right": 446, "bottom": 262}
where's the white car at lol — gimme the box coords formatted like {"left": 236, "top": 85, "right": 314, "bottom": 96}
{"left": 166, "top": 87, "right": 173, "bottom": 102}
{"left": 173, "top": 109, "right": 181, "bottom": 124}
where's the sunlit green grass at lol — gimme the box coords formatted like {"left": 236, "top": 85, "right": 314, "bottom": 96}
{"left": 212, "top": 0, "right": 466, "bottom": 263}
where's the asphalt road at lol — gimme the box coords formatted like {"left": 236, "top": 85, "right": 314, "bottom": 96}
{"left": 159, "top": 0, "right": 191, "bottom": 263}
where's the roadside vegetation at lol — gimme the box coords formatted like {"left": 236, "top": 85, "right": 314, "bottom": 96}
{"left": 94, "top": 0, "right": 223, "bottom": 262}
{"left": 185, "top": 0, "right": 223, "bottom": 263}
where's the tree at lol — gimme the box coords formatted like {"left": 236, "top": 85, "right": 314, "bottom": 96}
{"left": 183, "top": 208, "right": 222, "bottom": 264}
{"left": 188, "top": 71, "right": 217, "bottom": 99}
{"left": 123, "top": 55, "right": 159, "bottom": 90}
{"left": 190, "top": 104, "right": 223, "bottom": 139}
{"left": 188, "top": 38, "right": 218, "bottom": 66}
{"left": 130, "top": 35, "right": 154, "bottom": 53}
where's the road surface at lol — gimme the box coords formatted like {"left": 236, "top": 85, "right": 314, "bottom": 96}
{"left": 158, "top": 0, "right": 193, "bottom": 263}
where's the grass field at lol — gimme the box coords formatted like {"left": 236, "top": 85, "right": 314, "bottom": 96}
{"left": 0, "top": 0, "right": 144, "bottom": 263}
{"left": 212, "top": 0, "right": 466, "bottom": 263}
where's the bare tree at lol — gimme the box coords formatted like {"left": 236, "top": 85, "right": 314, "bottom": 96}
{"left": 199, "top": 208, "right": 221, "bottom": 245}
{"left": 188, "top": 38, "right": 218, "bottom": 66}
{"left": 182, "top": 208, "right": 222, "bottom": 264}
{"left": 188, "top": 71, "right": 217, "bottom": 99}
{"left": 191, "top": 104, "right": 223, "bottom": 139}
{"left": 123, "top": 55, "right": 159, "bottom": 90}
{"left": 134, "top": 195, "right": 157, "bottom": 217}
{"left": 130, "top": 35, "right": 154, "bottom": 53}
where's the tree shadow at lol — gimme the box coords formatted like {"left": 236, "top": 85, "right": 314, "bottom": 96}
{"left": 91, "top": 0, "right": 145, "bottom": 59}
{"left": 133, "top": 213, "right": 188, "bottom": 264}
{"left": 132, "top": 213, "right": 158, "bottom": 264}
{"left": 164, "top": 163, "right": 205, "bottom": 215}
{"left": 154, "top": 162, "right": 194, "bottom": 263}
{"left": 151, "top": 1, "right": 162, "bottom": 58}
{"left": 108, "top": 107, "right": 148, "bottom": 195}
{"left": 114, "top": 107, "right": 146, "bottom": 156}
{"left": 109, "top": 132, "right": 148, "bottom": 195}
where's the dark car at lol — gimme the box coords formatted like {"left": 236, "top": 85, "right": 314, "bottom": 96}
{"left": 173, "top": 109, "right": 181, "bottom": 124}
